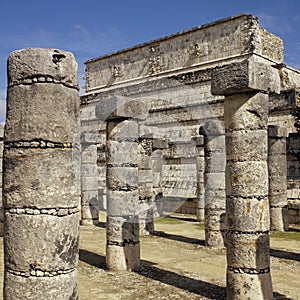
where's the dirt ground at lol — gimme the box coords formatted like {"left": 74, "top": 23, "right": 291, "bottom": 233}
{"left": 0, "top": 212, "right": 299, "bottom": 299}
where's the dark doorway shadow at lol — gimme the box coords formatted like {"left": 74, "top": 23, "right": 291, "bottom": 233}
{"left": 153, "top": 230, "right": 205, "bottom": 246}
{"left": 79, "top": 249, "right": 106, "bottom": 269}
{"left": 270, "top": 248, "right": 300, "bottom": 262}
{"left": 136, "top": 260, "right": 226, "bottom": 299}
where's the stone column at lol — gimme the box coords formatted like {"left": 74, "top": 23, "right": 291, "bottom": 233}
{"left": 106, "top": 119, "right": 140, "bottom": 271}
{"left": 96, "top": 97, "right": 148, "bottom": 271}
{"left": 200, "top": 121, "right": 226, "bottom": 248}
{"left": 81, "top": 141, "right": 99, "bottom": 226}
{"left": 3, "top": 48, "right": 80, "bottom": 299}
{"left": 212, "top": 58, "right": 280, "bottom": 299}
{"left": 192, "top": 136, "right": 205, "bottom": 222}
{"left": 268, "top": 125, "right": 289, "bottom": 231}
{"left": 151, "top": 138, "right": 169, "bottom": 217}
{"left": 138, "top": 137, "right": 154, "bottom": 235}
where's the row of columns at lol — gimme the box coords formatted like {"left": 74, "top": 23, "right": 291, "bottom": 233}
{"left": 3, "top": 49, "right": 291, "bottom": 299}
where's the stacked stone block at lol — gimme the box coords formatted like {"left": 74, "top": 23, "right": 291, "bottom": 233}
{"left": 106, "top": 119, "right": 140, "bottom": 271}
{"left": 80, "top": 99, "right": 108, "bottom": 224}
{"left": 212, "top": 58, "right": 280, "bottom": 299}
{"left": 138, "top": 137, "right": 154, "bottom": 235}
{"left": 81, "top": 139, "right": 99, "bottom": 225}
{"left": 268, "top": 125, "right": 289, "bottom": 231}
{"left": 192, "top": 136, "right": 205, "bottom": 222}
{"left": 96, "top": 97, "right": 148, "bottom": 271}
{"left": 200, "top": 122, "right": 226, "bottom": 247}
{"left": 3, "top": 48, "right": 80, "bottom": 299}
{"left": 151, "top": 138, "right": 169, "bottom": 216}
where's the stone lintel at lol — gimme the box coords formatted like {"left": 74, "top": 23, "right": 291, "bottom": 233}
{"left": 268, "top": 125, "right": 289, "bottom": 138}
{"left": 211, "top": 58, "right": 280, "bottom": 95}
{"left": 95, "top": 95, "right": 148, "bottom": 121}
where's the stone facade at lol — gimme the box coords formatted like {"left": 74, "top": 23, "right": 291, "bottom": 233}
{"left": 81, "top": 13, "right": 300, "bottom": 228}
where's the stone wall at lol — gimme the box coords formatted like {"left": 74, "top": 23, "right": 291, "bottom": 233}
{"left": 84, "top": 14, "right": 283, "bottom": 94}
{"left": 81, "top": 14, "right": 300, "bottom": 225}
{"left": 287, "top": 132, "right": 300, "bottom": 224}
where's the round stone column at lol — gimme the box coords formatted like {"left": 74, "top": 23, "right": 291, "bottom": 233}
{"left": 96, "top": 97, "right": 148, "bottom": 272}
{"left": 138, "top": 137, "right": 154, "bottom": 235}
{"left": 192, "top": 136, "right": 205, "bottom": 222}
{"left": 268, "top": 125, "right": 289, "bottom": 231}
{"left": 3, "top": 48, "right": 80, "bottom": 299}
{"left": 211, "top": 58, "right": 281, "bottom": 299}
{"left": 200, "top": 121, "right": 226, "bottom": 248}
{"left": 224, "top": 92, "right": 272, "bottom": 299}
{"left": 106, "top": 119, "right": 140, "bottom": 271}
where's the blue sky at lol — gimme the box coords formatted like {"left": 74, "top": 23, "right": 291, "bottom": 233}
{"left": 0, "top": 0, "right": 300, "bottom": 122}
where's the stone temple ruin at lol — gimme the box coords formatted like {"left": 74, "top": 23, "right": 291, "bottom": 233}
{"left": 1, "top": 13, "right": 300, "bottom": 299}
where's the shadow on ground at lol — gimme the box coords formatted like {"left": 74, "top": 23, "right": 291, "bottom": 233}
{"left": 270, "top": 248, "right": 300, "bottom": 262}
{"left": 79, "top": 249, "right": 106, "bottom": 269}
{"left": 136, "top": 260, "right": 226, "bottom": 299}
{"left": 153, "top": 230, "right": 205, "bottom": 245}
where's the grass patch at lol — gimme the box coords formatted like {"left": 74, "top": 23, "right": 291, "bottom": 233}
{"left": 154, "top": 216, "right": 183, "bottom": 225}
{"left": 270, "top": 230, "right": 300, "bottom": 241}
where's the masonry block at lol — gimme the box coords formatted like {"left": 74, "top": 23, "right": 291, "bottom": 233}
{"left": 96, "top": 96, "right": 148, "bottom": 121}
{"left": 211, "top": 58, "right": 280, "bottom": 95}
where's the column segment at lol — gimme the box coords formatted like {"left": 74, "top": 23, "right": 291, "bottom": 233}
{"left": 268, "top": 125, "right": 289, "bottom": 231}
{"left": 96, "top": 97, "right": 148, "bottom": 271}
{"left": 192, "top": 136, "right": 205, "bottom": 222}
{"left": 3, "top": 48, "right": 80, "bottom": 299}
{"left": 211, "top": 58, "right": 280, "bottom": 299}
{"left": 200, "top": 122, "right": 226, "bottom": 248}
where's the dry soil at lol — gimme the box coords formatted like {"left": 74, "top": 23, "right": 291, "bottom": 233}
{"left": 0, "top": 212, "right": 299, "bottom": 299}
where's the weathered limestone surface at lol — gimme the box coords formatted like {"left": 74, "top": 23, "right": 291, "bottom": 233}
{"left": 286, "top": 130, "right": 300, "bottom": 224}
{"left": 268, "top": 125, "right": 289, "bottom": 231}
{"left": 85, "top": 14, "right": 283, "bottom": 93}
{"left": 81, "top": 14, "right": 300, "bottom": 225}
{"left": 212, "top": 58, "right": 280, "bottom": 299}
{"left": 192, "top": 136, "right": 205, "bottom": 222}
{"left": 103, "top": 99, "right": 147, "bottom": 271}
{"left": 3, "top": 48, "right": 80, "bottom": 299}
{"left": 200, "top": 121, "right": 226, "bottom": 248}
{"left": 138, "top": 137, "right": 155, "bottom": 235}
